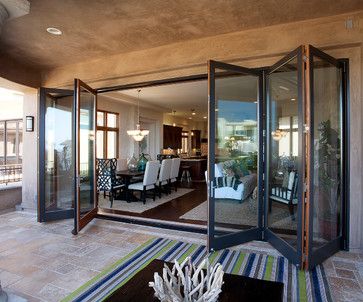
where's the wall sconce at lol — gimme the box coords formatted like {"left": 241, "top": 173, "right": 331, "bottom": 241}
{"left": 26, "top": 116, "right": 34, "bottom": 132}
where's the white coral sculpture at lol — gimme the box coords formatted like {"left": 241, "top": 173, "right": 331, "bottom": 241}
{"left": 149, "top": 257, "right": 224, "bottom": 302}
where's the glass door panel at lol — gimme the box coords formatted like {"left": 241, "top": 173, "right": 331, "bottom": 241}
{"left": 208, "top": 60, "right": 263, "bottom": 251}
{"left": 265, "top": 47, "right": 304, "bottom": 267}
{"left": 39, "top": 88, "right": 74, "bottom": 222}
{"left": 306, "top": 46, "right": 345, "bottom": 268}
{"left": 74, "top": 79, "right": 98, "bottom": 233}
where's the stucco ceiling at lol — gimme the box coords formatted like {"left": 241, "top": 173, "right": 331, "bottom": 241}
{"left": 0, "top": 0, "right": 361, "bottom": 69}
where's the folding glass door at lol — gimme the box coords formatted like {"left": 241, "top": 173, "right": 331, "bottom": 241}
{"left": 264, "top": 47, "right": 304, "bottom": 267}
{"left": 207, "top": 60, "right": 263, "bottom": 250}
{"left": 38, "top": 80, "right": 98, "bottom": 233}
{"left": 38, "top": 88, "right": 74, "bottom": 222}
{"left": 207, "top": 45, "right": 347, "bottom": 269}
{"left": 73, "top": 79, "right": 98, "bottom": 234}
{"left": 305, "top": 46, "right": 346, "bottom": 269}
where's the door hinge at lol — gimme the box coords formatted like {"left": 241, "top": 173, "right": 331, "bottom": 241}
{"left": 76, "top": 176, "right": 81, "bottom": 187}
{"left": 303, "top": 183, "right": 308, "bottom": 193}
{"left": 342, "top": 62, "right": 346, "bottom": 73}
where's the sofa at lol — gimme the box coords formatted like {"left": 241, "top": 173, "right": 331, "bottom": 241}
{"left": 205, "top": 159, "right": 257, "bottom": 202}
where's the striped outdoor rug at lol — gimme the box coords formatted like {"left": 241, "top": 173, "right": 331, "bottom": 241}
{"left": 62, "top": 238, "right": 332, "bottom": 302}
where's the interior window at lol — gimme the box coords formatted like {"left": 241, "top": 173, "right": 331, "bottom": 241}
{"left": 181, "top": 131, "right": 189, "bottom": 153}
{"left": 96, "top": 110, "right": 119, "bottom": 159}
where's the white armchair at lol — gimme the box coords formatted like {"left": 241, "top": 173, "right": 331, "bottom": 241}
{"left": 205, "top": 162, "right": 256, "bottom": 202}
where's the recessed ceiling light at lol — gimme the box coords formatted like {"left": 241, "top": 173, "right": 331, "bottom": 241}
{"left": 47, "top": 27, "right": 62, "bottom": 35}
{"left": 203, "top": 116, "right": 207, "bottom": 119}
{"left": 291, "top": 98, "right": 296, "bottom": 101}
{"left": 254, "top": 101, "right": 258, "bottom": 104}
{"left": 279, "top": 85, "right": 289, "bottom": 91}
{"left": 188, "top": 117, "right": 192, "bottom": 120}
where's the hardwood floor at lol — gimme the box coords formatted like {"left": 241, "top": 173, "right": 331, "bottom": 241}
{"left": 99, "top": 182, "right": 299, "bottom": 240}
{"left": 100, "top": 182, "right": 207, "bottom": 225}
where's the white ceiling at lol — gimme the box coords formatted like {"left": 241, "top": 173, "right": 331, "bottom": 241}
{"left": 110, "top": 75, "right": 260, "bottom": 120}
{"left": 102, "top": 70, "right": 297, "bottom": 120}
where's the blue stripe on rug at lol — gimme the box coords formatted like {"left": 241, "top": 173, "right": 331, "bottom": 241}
{"left": 244, "top": 253, "right": 256, "bottom": 276}
{"left": 160, "top": 241, "right": 184, "bottom": 260}
{"left": 312, "top": 267, "right": 322, "bottom": 302}
{"left": 277, "top": 256, "right": 285, "bottom": 283}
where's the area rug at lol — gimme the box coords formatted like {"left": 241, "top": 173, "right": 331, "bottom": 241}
{"left": 61, "top": 238, "right": 332, "bottom": 302}
{"left": 180, "top": 198, "right": 297, "bottom": 231}
{"left": 98, "top": 188, "right": 194, "bottom": 213}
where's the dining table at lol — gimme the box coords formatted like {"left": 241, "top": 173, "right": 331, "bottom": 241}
{"left": 116, "top": 169, "right": 145, "bottom": 202}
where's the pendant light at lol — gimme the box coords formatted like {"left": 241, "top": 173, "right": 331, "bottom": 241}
{"left": 127, "top": 89, "right": 149, "bottom": 141}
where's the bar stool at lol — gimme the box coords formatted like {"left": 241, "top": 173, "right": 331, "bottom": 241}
{"left": 180, "top": 165, "right": 192, "bottom": 183}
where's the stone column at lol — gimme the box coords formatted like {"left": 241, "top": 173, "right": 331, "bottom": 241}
{"left": 19, "top": 91, "right": 38, "bottom": 212}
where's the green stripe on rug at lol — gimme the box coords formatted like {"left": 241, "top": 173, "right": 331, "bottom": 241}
{"left": 60, "top": 237, "right": 156, "bottom": 302}
{"left": 264, "top": 255, "right": 274, "bottom": 281}
{"left": 298, "top": 270, "right": 307, "bottom": 302}
{"left": 176, "top": 243, "right": 198, "bottom": 263}
{"left": 208, "top": 249, "right": 221, "bottom": 264}
{"left": 231, "top": 252, "right": 245, "bottom": 275}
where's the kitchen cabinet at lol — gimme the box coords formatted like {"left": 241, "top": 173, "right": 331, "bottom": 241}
{"left": 191, "top": 130, "right": 201, "bottom": 149}
{"left": 163, "top": 125, "right": 182, "bottom": 149}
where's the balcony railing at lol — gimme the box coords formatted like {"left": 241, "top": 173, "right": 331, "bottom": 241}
{"left": 0, "top": 164, "right": 22, "bottom": 185}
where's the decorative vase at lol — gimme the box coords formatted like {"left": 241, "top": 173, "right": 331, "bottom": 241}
{"left": 149, "top": 256, "right": 224, "bottom": 302}
{"left": 127, "top": 154, "right": 138, "bottom": 171}
{"left": 137, "top": 153, "right": 148, "bottom": 172}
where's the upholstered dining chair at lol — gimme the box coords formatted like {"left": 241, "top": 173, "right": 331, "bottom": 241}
{"left": 157, "top": 159, "right": 172, "bottom": 197}
{"left": 170, "top": 158, "right": 181, "bottom": 192}
{"left": 127, "top": 160, "right": 160, "bottom": 204}
{"left": 96, "top": 158, "right": 124, "bottom": 208}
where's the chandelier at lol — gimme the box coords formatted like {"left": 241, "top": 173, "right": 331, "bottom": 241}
{"left": 127, "top": 89, "right": 149, "bottom": 141}
{"left": 271, "top": 129, "right": 287, "bottom": 141}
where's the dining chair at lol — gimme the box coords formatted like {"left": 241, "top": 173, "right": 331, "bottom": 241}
{"left": 157, "top": 159, "right": 172, "bottom": 197}
{"left": 127, "top": 160, "right": 160, "bottom": 204}
{"left": 96, "top": 158, "right": 125, "bottom": 208}
{"left": 170, "top": 158, "right": 181, "bottom": 192}
{"left": 269, "top": 170, "right": 298, "bottom": 220}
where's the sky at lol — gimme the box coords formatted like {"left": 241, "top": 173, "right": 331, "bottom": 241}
{"left": 217, "top": 100, "right": 257, "bottom": 122}
{"left": 0, "top": 87, "right": 23, "bottom": 120}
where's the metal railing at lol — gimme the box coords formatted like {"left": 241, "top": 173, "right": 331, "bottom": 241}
{"left": 0, "top": 164, "right": 22, "bottom": 185}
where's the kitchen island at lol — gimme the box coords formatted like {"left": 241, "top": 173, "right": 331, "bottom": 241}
{"left": 180, "top": 157, "right": 207, "bottom": 182}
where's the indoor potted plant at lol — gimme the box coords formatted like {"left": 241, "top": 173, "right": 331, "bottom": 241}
{"left": 314, "top": 120, "right": 341, "bottom": 240}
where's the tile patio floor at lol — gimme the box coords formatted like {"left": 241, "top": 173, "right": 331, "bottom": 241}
{"left": 0, "top": 211, "right": 362, "bottom": 301}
